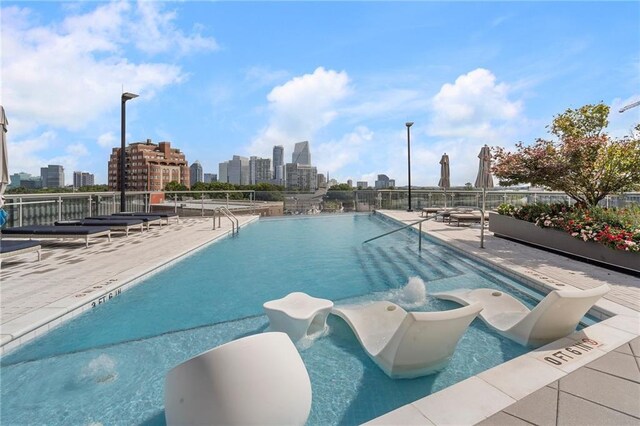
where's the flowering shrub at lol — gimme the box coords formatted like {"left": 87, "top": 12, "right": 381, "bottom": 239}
{"left": 497, "top": 203, "right": 640, "bottom": 253}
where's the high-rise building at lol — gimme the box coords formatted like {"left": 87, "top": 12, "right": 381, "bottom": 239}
{"left": 347, "top": 179, "right": 353, "bottom": 188}
{"left": 107, "top": 139, "right": 189, "bottom": 191}
{"left": 317, "top": 173, "right": 326, "bottom": 188}
{"left": 40, "top": 165, "right": 65, "bottom": 188}
{"left": 292, "top": 141, "right": 311, "bottom": 165}
{"left": 218, "top": 162, "right": 229, "bottom": 183}
{"left": 9, "top": 172, "right": 42, "bottom": 189}
{"left": 190, "top": 160, "right": 203, "bottom": 187}
{"left": 273, "top": 145, "right": 284, "bottom": 183}
{"left": 357, "top": 181, "right": 369, "bottom": 189}
{"left": 204, "top": 173, "right": 217, "bottom": 183}
{"left": 285, "top": 163, "right": 317, "bottom": 191}
{"left": 223, "top": 155, "right": 249, "bottom": 185}
{"left": 250, "top": 156, "right": 272, "bottom": 184}
{"left": 375, "top": 174, "right": 395, "bottom": 189}
{"left": 73, "top": 171, "right": 95, "bottom": 188}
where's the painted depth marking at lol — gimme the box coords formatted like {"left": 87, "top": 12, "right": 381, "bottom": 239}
{"left": 538, "top": 338, "right": 601, "bottom": 366}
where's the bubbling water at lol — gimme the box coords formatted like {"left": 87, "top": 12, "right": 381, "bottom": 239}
{"left": 392, "top": 276, "right": 427, "bottom": 308}
{"left": 80, "top": 354, "right": 118, "bottom": 384}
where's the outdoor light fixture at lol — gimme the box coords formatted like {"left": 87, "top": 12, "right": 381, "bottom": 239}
{"left": 120, "top": 92, "right": 139, "bottom": 212}
{"left": 406, "top": 122, "right": 414, "bottom": 212}
{"left": 619, "top": 100, "right": 640, "bottom": 113}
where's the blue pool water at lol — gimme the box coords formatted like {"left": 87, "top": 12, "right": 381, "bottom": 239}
{"left": 2, "top": 214, "right": 551, "bottom": 425}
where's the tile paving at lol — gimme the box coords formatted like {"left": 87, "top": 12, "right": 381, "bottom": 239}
{"left": 1, "top": 210, "right": 639, "bottom": 425}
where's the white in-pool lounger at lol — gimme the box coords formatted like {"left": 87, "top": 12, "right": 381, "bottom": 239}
{"left": 432, "top": 284, "right": 610, "bottom": 347}
{"left": 331, "top": 301, "right": 483, "bottom": 379}
{"left": 164, "top": 332, "right": 311, "bottom": 426}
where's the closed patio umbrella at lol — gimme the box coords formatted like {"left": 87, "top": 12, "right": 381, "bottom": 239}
{"left": 438, "top": 153, "right": 450, "bottom": 208}
{"left": 474, "top": 145, "right": 493, "bottom": 248}
{"left": 0, "top": 105, "right": 10, "bottom": 211}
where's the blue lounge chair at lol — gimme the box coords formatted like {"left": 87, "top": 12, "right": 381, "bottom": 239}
{"left": 55, "top": 218, "right": 144, "bottom": 236}
{"left": 113, "top": 211, "right": 179, "bottom": 225}
{"left": 1, "top": 225, "right": 111, "bottom": 247}
{"left": 87, "top": 215, "right": 163, "bottom": 230}
{"left": 0, "top": 240, "right": 42, "bottom": 262}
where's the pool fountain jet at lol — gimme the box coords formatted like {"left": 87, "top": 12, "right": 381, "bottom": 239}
{"left": 394, "top": 276, "right": 427, "bottom": 308}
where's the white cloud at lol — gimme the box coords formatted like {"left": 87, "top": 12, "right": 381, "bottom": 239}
{"left": 1, "top": 2, "right": 216, "bottom": 135}
{"left": 429, "top": 68, "right": 522, "bottom": 140}
{"left": 66, "top": 143, "right": 89, "bottom": 157}
{"left": 315, "top": 126, "right": 373, "bottom": 175}
{"left": 6, "top": 131, "right": 57, "bottom": 176}
{"left": 248, "top": 67, "right": 351, "bottom": 159}
{"left": 97, "top": 132, "right": 117, "bottom": 148}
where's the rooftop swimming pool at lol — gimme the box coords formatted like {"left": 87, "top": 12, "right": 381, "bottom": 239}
{"left": 2, "top": 214, "right": 568, "bottom": 425}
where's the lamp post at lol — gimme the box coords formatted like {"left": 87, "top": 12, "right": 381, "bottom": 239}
{"left": 619, "top": 100, "right": 640, "bottom": 113}
{"left": 120, "top": 92, "right": 138, "bottom": 212}
{"left": 406, "top": 121, "right": 414, "bottom": 212}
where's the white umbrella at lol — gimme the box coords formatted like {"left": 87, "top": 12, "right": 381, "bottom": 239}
{"left": 438, "top": 153, "right": 450, "bottom": 208}
{"left": 0, "top": 105, "right": 10, "bottom": 210}
{"left": 474, "top": 145, "right": 493, "bottom": 248}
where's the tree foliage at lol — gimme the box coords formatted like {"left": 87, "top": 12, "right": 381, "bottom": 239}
{"left": 493, "top": 103, "right": 640, "bottom": 207}
{"left": 328, "top": 183, "right": 353, "bottom": 191}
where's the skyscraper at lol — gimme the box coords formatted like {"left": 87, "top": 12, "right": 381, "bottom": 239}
{"left": 250, "top": 156, "right": 272, "bottom": 184}
{"left": 273, "top": 145, "right": 284, "bottom": 183}
{"left": 40, "top": 165, "right": 65, "bottom": 188}
{"left": 190, "top": 160, "right": 203, "bottom": 187}
{"left": 292, "top": 141, "right": 311, "bottom": 165}
{"left": 73, "top": 171, "right": 95, "bottom": 189}
{"left": 225, "top": 155, "right": 249, "bottom": 185}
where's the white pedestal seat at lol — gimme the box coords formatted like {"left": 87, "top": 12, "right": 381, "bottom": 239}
{"left": 263, "top": 292, "right": 334, "bottom": 342}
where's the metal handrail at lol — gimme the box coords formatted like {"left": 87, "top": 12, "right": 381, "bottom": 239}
{"left": 213, "top": 206, "right": 239, "bottom": 235}
{"left": 363, "top": 213, "right": 444, "bottom": 245}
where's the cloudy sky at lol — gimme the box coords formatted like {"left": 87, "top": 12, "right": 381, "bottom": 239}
{"left": 2, "top": 1, "right": 639, "bottom": 186}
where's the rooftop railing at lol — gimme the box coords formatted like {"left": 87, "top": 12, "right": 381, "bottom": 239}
{"left": 1, "top": 189, "right": 638, "bottom": 227}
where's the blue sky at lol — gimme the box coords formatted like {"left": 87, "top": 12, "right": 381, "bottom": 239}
{"left": 2, "top": 1, "right": 639, "bottom": 187}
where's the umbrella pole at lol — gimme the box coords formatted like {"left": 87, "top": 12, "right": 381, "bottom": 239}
{"left": 443, "top": 188, "right": 447, "bottom": 209}
{"left": 480, "top": 187, "right": 486, "bottom": 248}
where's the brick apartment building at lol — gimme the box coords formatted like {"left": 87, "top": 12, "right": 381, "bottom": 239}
{"left": 108, "top": 139, "right": 190, "bottom": 191}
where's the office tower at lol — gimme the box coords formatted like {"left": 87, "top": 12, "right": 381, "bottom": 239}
{"left": 285, "top": 163, "right": 318, "bottom": 191}
{"left": 73, "top": 171, "right": 95, "bottom": 189}
{"left": 250, "top": 156, "right": 272, "bottom": 184}
{"left": 225, "top": 155, "right": 249, "bottom": 185}
{"left": 273, "top": 145, "right": 284, "bottom": 183}
{"left": 204, "top": 173, "right": 217, "bottom": 183}
{"left": 357, "top": 181, "right": 369, "bottom": 189}
{"left": 40, "top": 165, "right": 65, "bottom": 188}
{"left": 108, "top": 139, "right": 189, "bottom": 191}
{"left": 218, "top": 162, "right": 229, "bottom": 183}
{"left": 317, "top": 173, "right": 326, "bottom": 188}
{"left": 347, "top": 179, "right": 353, "bottom": 188}
{"left": 374, "top": 174, "right": 395, "bottom": 189}
{"left": 292, "top": 141, "right": 311, "bottom": 165}
{"left": 190, "top": 161, "right": 204, "bottom": 187}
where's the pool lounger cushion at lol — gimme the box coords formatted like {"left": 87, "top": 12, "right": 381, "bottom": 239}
{"left": 0, "top": 240, "right": 42, "bottom": 261}
{"left": 432, "top": 285, "right": 610, "bottom": 347}
{"left": 1, "top": 225, "right": 111, "bottom": 247}
{"left": 331, "top": 301, "right": 482, "bottom": 379}
{"left": 87, "top": 215, "right": 163, "bottom": 230}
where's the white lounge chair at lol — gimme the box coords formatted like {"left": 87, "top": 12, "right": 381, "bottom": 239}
{"left": 432, "top": 285, "right": 610, "bottom": 347}
{"left": 331, "top": 301, "right": 483, "bottom": 379}
{"left": 164, "top": 332, "right": 312, "bottom": 426}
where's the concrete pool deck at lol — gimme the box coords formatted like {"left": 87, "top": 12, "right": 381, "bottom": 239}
{"left": 0, "top": 211, "right": 638, "bottom": 425}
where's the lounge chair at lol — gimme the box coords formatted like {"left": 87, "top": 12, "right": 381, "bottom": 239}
{"left": 164, "top": 332, "right": 311, "bottom": 426}
{"left": 55, "top": 218, "right": 144, "bottom": 236}
{"left": 1, "top": 225, "right": 111, "bottom": 248}
{"left": 113, "top": 211, "right": 179, "bottom": 225}
{"left": 331, "top": 301, "right": 483, "bottom": 379}
{"left": 87, "top": 215, "right": 162, "bottom": 230}
{"left": 449, "top": 211, "right": 490, "bottom": 226}
{"left": 432, "top": 285, "right": 610, "bottom": 347}
{"left": 0, "top": 240, "right": 42, "bottom": 262}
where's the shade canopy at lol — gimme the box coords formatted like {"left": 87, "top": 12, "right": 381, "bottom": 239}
{"left": 474, "top": 145, "right": 494, "bottom": 189}
{"left": 438, "top": 153, "right": 450, "bottom": 189}
{"left": 1, "top": 105, "right": 10, "bottom": 208}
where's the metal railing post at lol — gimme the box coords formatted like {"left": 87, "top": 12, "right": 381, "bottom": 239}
{"left": 88, "top": 195, "right": 92, "bottom": 217}
{"left": 58, "top": 196, "right": 62, "bottom": 222}
{"left": 201, "top": 193, "right": 205, "bottom": 217}
{"left": 418, "top": 222, "right": 422, "bottom": 252}
{"left": 18, "top": 197, "right": 23, "bottom": 227}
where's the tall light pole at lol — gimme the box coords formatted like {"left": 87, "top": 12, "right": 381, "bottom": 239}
{"left": 120, "top": 92, "right": 138, "bottom": 212}
{"left": 619, "top": 100, "right": 640, "bottom": 113}
{"left": 406, "top": 121, "right": 414, "bottom": 212}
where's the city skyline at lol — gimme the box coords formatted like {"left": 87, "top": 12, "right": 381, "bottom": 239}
{"left": 2, "top": 1, "right": 638, "bottom": 187}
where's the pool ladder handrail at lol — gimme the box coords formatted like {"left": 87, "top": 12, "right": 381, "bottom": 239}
{"left": 213, "top": 206, "right": 240, "bottom": 235}
{"left": 362, "top": 213, "right": 445, "bottom": 248}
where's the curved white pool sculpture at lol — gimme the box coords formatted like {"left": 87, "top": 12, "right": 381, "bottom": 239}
{"left": 433, "top": 284, "right": 610, "bottom": 347}
{"left": 164, "top": 332, "right": 312, "bottom": 426}
{"left": 332, "top": 301, "right": 483, "bottom": 379}
{"left": 263, "top": 292, "right": 334, "bottom": 342}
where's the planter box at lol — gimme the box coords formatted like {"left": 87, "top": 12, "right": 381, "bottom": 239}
{"left": 489, "top": 212, "right": 640, "bottom": 274}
